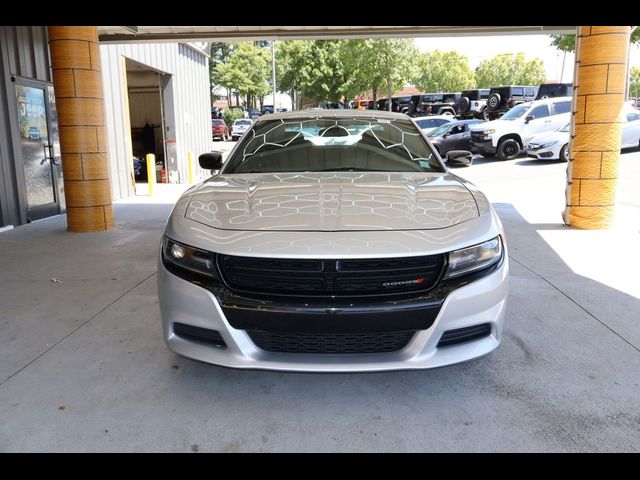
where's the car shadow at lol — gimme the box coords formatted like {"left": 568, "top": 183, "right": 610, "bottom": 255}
{"left": 516, "top": 159, "right": 566, "bottom": 166}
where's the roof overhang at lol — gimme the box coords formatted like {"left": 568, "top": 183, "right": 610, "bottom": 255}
{"left": 97, "top": 26, "right": 577, "bottom": 43}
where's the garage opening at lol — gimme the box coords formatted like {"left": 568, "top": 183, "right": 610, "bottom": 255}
{"left": 125, "top": 59, "right": 167, "bottom": 185}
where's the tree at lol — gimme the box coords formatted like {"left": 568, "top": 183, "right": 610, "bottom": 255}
{"left": 550, "top": 27, "right": 640, "bottom": 53}
{"left": 630, "top": 66, "right": 640, "bottom": 98}
{"left": 413, "top": 50, "right": 475, "bottom": 92}
{"left": 340, "top": 39, "right": 416, "bottom": 108}
{"left": 216, "top": 42, "right": 270, "bottom": 109}
{"left": 209, "top": 42, "right": 233, "bottom": 104}
{"left": 475, "top": 53, "right": 546, "bottom": 88}
{"left": 275, "top": 40, "right": 312, "bottom": 109}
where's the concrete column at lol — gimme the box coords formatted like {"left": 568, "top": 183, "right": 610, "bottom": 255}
{"left": 48, "top": 26, "right": 114, "bottom": 232}
{"left": 564, "top": 26, "right": 632, "bottom": 229}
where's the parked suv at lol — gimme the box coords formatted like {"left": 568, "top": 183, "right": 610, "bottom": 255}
{"left": 458, "top": 89, "right": 490, "bottom": 119}
{"left": 411, "top": 93, "right": 461, "bottom": 117}
{"left": 484, "top": 86, "right": 539, "bottom": 120}
{"left": 159, "top": 110, "right": 508, "bottom": 372}
{"left": 470, "top": 96, "right": 572, "bottom": 160}
{"left": 535, "top": 83, "right": 573, "bottom": 101}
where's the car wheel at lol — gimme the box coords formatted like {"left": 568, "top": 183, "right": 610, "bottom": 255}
{"left": 497, "top": 138, "right": 521, "bottom": 160}
{"left": 560, "top": 144, "right": 569, "bottom": 162}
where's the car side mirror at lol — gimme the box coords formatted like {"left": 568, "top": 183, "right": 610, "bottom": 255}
{"left": 524, "top": 115, "right": 534, "bottom": 124}
{"left": 199, "top": 152, "right": 223, "bottom": 170}
{"left": 445, "top": 150, "right": 473, "bottom": 168}
{"left": 443, "top": 132, "right": 450, "bottom": 138}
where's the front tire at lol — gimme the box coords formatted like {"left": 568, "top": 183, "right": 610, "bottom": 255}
{"left": 497, "top": 138, "right": 521, "bottom": 160}
{"left": 560, "top": 144, "right": 569, "bottom": 162}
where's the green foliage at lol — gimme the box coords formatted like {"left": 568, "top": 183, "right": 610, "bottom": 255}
{"left": 216, "top": 42, "right": 271, "bottom": 100}
{"left": 223, "top": 107, "right": 245, "bottom": 128}
{"left": 475, "top": 53, "right": 546, "bottom": 88}
{"left": 413, "top": 50, "right": 475, "bottom": 92}
{"left": 275, "top": 40, "right": 311, "bottom": 94}
{"left": 341, "top": 38, "right": 416, "bottom": 103}
{"left": 209, "top": 42, "right": 233, "bottom": 89}
{"left": 550, "top": 27, "right": 640, "bottom": 53}
{"left": 630, "top": 66, "right": 640, "bottom": 98}
{"left": 274, "top": 38, "right": 417, "bottom": 103}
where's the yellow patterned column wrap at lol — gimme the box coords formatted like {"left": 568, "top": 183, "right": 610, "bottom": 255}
{"left": 563, "top": 26, "right": 632, "bottom": 229}
{"left": 48, "top": 26, "right": 114, "bottom": 232}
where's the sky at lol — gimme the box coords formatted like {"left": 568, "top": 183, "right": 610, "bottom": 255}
{"left": 415, "top": 35, "right": 640, "bottom": 83}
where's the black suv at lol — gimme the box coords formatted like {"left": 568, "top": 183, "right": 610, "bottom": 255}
{"left": 535, "top": 83, "right": 573, "bottom": 100}
{"left": 457, "top": 89, "right": 491, "bottom": 119}
{"left": 411, "top": 93, "right": 461, "bottom": 117}
{"left": 484, "top": 86, "right": 538, "bottom": 120}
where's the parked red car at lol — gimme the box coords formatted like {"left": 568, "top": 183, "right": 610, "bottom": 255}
{"left": 212, "top": 119, "right": 229, "bottom": 141}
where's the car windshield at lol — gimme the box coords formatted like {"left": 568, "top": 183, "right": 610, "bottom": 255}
{"left": 559, "top": 122, "right": 570, "bottom": 132}
{"left": 235, "top": 120, "right": 252, "bottom": 126}
{"left": 212, "top": 120, "right": 224, "bottom": 125}
{"left": 427, "top": 124, "right": 452, "bottom": 137}
{"left": 222, "top": 117, "right": 444, "bottom": 174}
{"left": 415, "top": 118, "right": 450, "bottom": 129}
{"left": 500, "top": 104, "right": 530, "bottom": 121}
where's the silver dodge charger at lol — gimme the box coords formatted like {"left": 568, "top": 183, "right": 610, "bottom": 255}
{"left": 158, "top": 110, "right": 508, "bottom": 372}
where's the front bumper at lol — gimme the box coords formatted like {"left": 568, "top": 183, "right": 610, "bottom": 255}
{"left": 471, "top": 140, "right": 496, "bottom": 156}
{"left": 157, "top": 254, "right": 509, "bottom": 372}
{"left": 526, "top": 146, "right": 560, "bottom": 160}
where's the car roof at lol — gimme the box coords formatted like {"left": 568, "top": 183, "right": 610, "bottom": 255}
{"left": 414, "top": 114, "right": 455, "bottom": 121}
{"left": 527, "top": 96, "right": 573, "bottom": 107}
{"left": 256, "top": 109, "right": 410, "bottom": 122}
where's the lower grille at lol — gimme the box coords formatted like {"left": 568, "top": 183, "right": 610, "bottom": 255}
{"left": 173, "top": 323, "right": 226, "bottom": 348}
{"left": 247, "top": 330, "right": 416, "bottom": 354}
{"left": 437, "top": 323, "right": 491, "bottom": 347}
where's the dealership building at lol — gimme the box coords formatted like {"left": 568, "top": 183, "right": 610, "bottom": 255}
{"left": 0, "top": 26, "right": 211, "bottom": 228}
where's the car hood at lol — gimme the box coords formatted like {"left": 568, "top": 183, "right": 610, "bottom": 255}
{"left": 470, "top": 119, "right": 516, "bottom": 132}
{"left": 184, "top": 172, "right": 479, "bottom": 231}
{"left": 528, "top": 130, "right": 569, "bottom": 145}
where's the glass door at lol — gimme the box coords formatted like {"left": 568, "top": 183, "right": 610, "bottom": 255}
{"left": 15, "top": 82, "right": 62, "bottom": 221}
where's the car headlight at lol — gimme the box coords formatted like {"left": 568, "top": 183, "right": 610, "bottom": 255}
{"left": 482, "top": 129, "right": 495, "bottom": 134}
{"left": 162, "top": 237, "right": 219, "bottom": 278}
{"left": 538, "top": 141, "right": 558, "bottom": 149}
{"left": 444, "top": 236, "right": 503, "bottom": 280}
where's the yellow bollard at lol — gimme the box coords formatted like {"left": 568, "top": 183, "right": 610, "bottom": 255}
{"left": 146, "top": 154, "right": 156, "bottom": 196}
{"left": 187, "top": 151, "right": 194, "bottom": 184}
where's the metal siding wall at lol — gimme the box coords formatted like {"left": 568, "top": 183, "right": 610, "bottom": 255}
{"left": 0, "top": 26, "right": 51, "bottom": 226}
{"left": 177, "top": 43, "right": 212, "bottom": 181}
{"left": 100, "top": 42, "right": 210, "bottom": 197}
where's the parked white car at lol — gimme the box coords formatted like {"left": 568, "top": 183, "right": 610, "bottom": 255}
{"left": 527, "top": 108, "right": 640, "bottom": 161}
{"left": 526, "top": 123, "right": 571, "bottom": 161}
{"left": 470, "top": 96, "right": 572, "bottom": 160}
{"left": 231, "top": 119, "right": 253, "bottom": 141}
{"left": 414, "top": 115, "right": 456, "bottom": 135}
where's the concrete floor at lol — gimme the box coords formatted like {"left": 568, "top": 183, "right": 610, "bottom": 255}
{"left": 0, "top": 148, "right": 639, "bottom": 452}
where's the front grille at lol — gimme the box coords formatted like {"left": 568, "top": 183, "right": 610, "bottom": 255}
{"left": 471, "top": 132, "right": 489, "bottom": 143}
{"left": 247, "top": 330, "right": 416, "bottom": 354}
{"left": 217, "top": 254, "right": 445, "bottom": 297}
{"left": 437, "top": 323, "right": 492, "bottom": 347}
